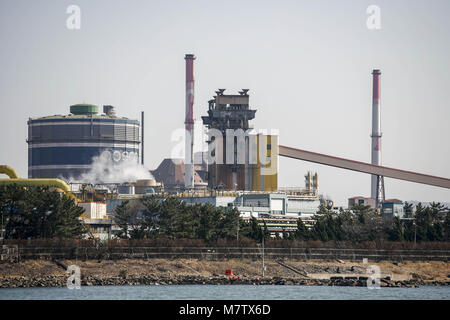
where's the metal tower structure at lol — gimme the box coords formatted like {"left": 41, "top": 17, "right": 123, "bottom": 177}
{"left": 201, "top": 89, "right": 257, "bottom": 190}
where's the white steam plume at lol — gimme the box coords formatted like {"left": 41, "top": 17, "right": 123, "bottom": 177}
{"left": 71, "top": 151, "right": 154, "bottom": 184}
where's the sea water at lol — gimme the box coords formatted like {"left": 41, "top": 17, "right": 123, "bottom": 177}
{"left": 0, "top": 285, "right": 449, "bottom": 300}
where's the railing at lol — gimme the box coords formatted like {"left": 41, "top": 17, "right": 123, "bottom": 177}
{"left": 10, "top": 246, "right": 450, "bottom": 262}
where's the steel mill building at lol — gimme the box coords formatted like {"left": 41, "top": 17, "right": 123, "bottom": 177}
{"left": 202, "top": 89, "right": 278, "bottom": 192}
{"left": 27, "top": 104, "right": 140, "bottom": 179}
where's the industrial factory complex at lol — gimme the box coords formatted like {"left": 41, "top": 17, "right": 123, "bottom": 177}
{"left": 1, "top": 54, "right": 449, "bottom": 240}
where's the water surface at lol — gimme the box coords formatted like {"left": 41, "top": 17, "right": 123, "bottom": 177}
{"left": 1, "top": 285, "right": 449, "bottom": 300}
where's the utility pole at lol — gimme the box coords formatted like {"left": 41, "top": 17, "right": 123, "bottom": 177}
{"left": 141, "top": 111, "right": 144, "bottom": 165}
{"left": 236, "top": 212, "right": 239, "bottom": 243}
{"left": 1, "top": 214, "right": 4, "bottom": 243}
{"left": 263, "top": 234, "right": 266, "bottom": 278}
{"left": 413, "top": 220, "right": 417, "bottom": 247}
{"left": 256, "top": 226, "right": 267, "bottom": 277}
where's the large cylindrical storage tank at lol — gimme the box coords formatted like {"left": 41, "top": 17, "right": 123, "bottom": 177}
{"left": 134, "top": 179, "right": 157, "bottom": 194}
{"left": 27, "top": 104, "right": 140, "bottom": 180}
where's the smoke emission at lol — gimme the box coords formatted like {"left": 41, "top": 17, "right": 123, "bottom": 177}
{"left": 71, "top": 151, "right": 154, "bottom": 184}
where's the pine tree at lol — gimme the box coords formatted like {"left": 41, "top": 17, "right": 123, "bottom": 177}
{"left": 295, "top": 218, "right": 309, "bottom": 240}
{"left": 113, "top": 200, "right": 133, "bottom": 238}
{"left": 0, "top": 184, "right": 85, "bottom": 239}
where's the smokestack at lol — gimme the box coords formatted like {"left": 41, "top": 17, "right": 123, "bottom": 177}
{"left": 371, "top": 69, "right": 382, "bottom": 199}
{"left": 184, "top": 54, "right": 196, "bottom": 189}
{"left": 141, "top": 111, "right": 144, "bottom": 165}
{"left": 313, "top": 172, "right": 318, "bottom": 191}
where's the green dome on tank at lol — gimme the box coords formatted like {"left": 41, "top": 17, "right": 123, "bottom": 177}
{"left": 70, "top": 104, "right": 99, "bottom": 115}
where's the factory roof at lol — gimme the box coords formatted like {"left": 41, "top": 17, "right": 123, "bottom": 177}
{"left": 28, "top": 104, "right": 139, "bottom": 122}
{"left": 384, "top": 199, "right": 403, "bottom": 203}
{"left": 151, "top": 158, "right": 207, "bottom": 187}
{"left": 29, "top": 114, "right": 136, "bottom": 121}
{"left": 348, "top": 196, "right": 372, "bottom": 200}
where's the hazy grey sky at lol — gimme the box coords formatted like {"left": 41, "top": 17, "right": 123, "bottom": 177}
{"left": 0, "top": 0, "right": 449, "bottom": 206}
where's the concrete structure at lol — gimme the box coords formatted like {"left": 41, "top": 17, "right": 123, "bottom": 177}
{"left": 381, "top": 199, "right": 404, "bottom": 218}
{"left": 202, "top": 89, "right": 256, "bottom": 190}
{"left": 180, "top": 195, "right": 237, "bottom": 208}
{"left": 237, "top": 191, "right": 320, "bottom": 219}
{"left": 202, "top": 89, "right": 278, "bottom": 191}
{"left": 27, "top": 104, "right": 140, "bottom": 179}
{"left": 78, "top": 201, "right": 113, "bottom": 239}
{"left": 184, "top": 54, "right": 196, "bottom": 189}
{"left": 83, "top": 219, "right": 113, "bottom": 240}
{"left": 348, "top": 196, "right": 376, "bottom": 209}
{"left": 78, "top": 202, "right": 107, "bottom": 219}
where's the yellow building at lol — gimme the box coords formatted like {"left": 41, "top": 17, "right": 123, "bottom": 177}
{"left": 251, "top": 134, "right": 278, "bottom": 191}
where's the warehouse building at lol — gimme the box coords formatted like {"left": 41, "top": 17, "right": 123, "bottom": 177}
{"left": 381, "top": 199, "right": 405, "bottom": 218}
{"left": 348, "top": 196, "right": 376, "bottom": 209}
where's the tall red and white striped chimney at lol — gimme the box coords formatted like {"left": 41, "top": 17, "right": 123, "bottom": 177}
{"left": 184, "top": 54, "right": 196, "bottom": 189}
{"left": 371, "top": 69, "right": 382, "bottom": 199}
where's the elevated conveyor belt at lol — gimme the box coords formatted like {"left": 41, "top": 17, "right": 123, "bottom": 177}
{"left": 279, "top": 145, "right": 450, "bottom": 189}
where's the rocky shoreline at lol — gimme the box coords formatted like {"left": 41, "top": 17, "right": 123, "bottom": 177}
{"left": 1, "top": 274, "right": 449, "bottom": 289}
{"left": 1, "top": 259, "right": 449, "bottom": 289}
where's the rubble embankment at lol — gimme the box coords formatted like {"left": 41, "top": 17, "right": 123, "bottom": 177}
{"left": 2, "top": 274, "right": 448, "bottom": 288}
{"left": 0, "top": 259, "right": 448, "bottom": 288}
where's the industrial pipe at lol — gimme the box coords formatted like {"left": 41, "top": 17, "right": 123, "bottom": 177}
{"left": 0, "top": 165, "right": 20, "bottom": 179}
{"left": 0, "top": 165, "right": 76, "bottom": 200}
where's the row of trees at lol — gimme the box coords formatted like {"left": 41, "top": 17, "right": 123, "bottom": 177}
{"left": 291, "top": 203, "right": 450, "bottom": 242}
{"left": 114, "top": 197, "right": 240, "bottom": 241}
{"left": 0, "top": 185, "right": 86, "bottom": 239}
{"left": 114, "top": 196, "right": 271, "bottom": 241}
{"left": 115, "top": 197, "right": 449, "bottom": 243}
{"left": 0, "top": 184, "right": 448, "bottom": 243}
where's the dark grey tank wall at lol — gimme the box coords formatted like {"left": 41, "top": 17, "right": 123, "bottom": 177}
{"left": 27, "top": 117, "right": 140, "bottom": 180}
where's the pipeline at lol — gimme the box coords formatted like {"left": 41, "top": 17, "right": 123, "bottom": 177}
{"left": 0, "top": 165, "right": 76, "bottom": 200}
{"left": 0, "top": 165, "right": 20, "bottom": 179}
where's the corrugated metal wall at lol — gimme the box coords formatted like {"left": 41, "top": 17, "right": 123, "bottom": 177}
{"left": 28, "top": 118, "right": 140, "bottom": 179}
